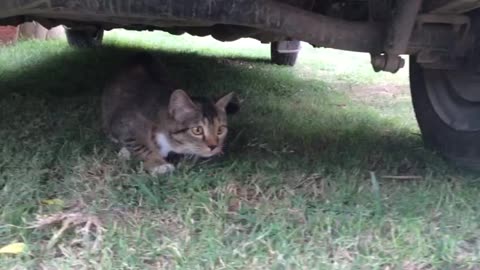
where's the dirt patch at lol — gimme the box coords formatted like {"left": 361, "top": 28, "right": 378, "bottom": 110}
{"left": 350, "top": 84, "right": 410, "bottom": 103}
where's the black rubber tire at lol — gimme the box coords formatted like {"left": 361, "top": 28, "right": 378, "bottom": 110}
{"left": 410, "top": 56, "right": 480, "bottom": 169}
{"left": 270, "top": 40, "right": 300, "bottom": 66}
{"left": 65, "top": 28, "right": 104, "bottom": 48}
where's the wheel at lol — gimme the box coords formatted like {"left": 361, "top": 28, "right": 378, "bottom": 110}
{"left": 270, "top": 40, "right": 301, "bottom": 66}
{"left": 65, "top": 27, "right": 103, "bottom": 48}
{"left": 410, "top": 56, "right": 480, "bottom": 169}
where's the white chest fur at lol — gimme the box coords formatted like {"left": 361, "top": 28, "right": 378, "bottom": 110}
{"left": 155, "top": 133, "right": 173, "bottom": 157}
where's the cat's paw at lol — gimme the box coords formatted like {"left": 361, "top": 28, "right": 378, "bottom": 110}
{"left": 150, "top": 163, "right": 175, "bottom": 175}
{"left": 108, "top": 135, "right": 119, "bottom": 143}
{"left": 118, "top": 147, "right": 131, "bottom": 160}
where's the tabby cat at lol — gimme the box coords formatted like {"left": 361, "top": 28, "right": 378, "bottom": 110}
{"left": 102, "top": 53, "right": 235, "bottom": 175}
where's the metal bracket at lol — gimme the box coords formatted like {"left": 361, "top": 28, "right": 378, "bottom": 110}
{"left": 371, "top": 0, "right": 422, "bottom": 73}
{"left": 371, "top": 53, "right": 405, "bottom": 72}
{"left": 415, "top": 14, "right": 472, "bottom": 69}
{"left": 276, "top": 40, "right": 302, "bottom": 53}
{"left": 416, "top": 14, "right": 470, "bottom": 40}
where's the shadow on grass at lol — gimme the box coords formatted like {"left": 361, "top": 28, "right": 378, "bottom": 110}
{"left": 0, "top": 45, "right": 449, "bottom": 180}
{"left": 4, "top": 43, "right": 480, "bottom": 270}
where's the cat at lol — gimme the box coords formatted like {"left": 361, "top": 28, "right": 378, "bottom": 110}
{"left": 102, "top": 53, "right": 236, "bottom": 175}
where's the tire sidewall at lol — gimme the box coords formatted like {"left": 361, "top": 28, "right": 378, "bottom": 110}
{"left": 410, "top": 56, "right": 480, "bottom": 167}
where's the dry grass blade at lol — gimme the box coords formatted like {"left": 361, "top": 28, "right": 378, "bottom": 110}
{"left": 2, "top": 32, "right": 480, "bottom": 269}
{"left": 382, "top": 175, "right": 423, "bottom": 180}
{"left": 30, "top": 210, "right": 104, "bottom": 251}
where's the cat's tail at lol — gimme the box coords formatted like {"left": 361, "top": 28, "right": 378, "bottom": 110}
{"left": 124, "top": 51, "right": 169, "bottom": 79}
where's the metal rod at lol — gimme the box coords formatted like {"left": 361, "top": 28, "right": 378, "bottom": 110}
{"left": 385, "top": 0, "right": 423, "bottom": 55}
{"left": 0, "top": 0, "right": 467, "bottom": 55}
{"left": 0, "top": 0, "right": 385, "bottom": 52}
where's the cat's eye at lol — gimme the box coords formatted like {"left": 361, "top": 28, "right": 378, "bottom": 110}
{"left": 217, "top": 126, "right": 227, "bottom": 135}
{"left": 191, "top": 126, "right": 203, "bottom": 136}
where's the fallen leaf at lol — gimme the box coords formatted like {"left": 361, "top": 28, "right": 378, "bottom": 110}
{"left": 41, "top": 198, "right": 64, "bottom": 206}
{"left": 0, "top": 242, "right": 26, "bottom": 254}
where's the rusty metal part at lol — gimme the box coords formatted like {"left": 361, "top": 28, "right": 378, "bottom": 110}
{"left": 0, "top": 0, "right": 382, "bottom": 53}
{"left": 407, "top": 24, "right": 470, "bottom": 55}
{"left": 385, "top": 0, "right": 423, "bottom": 55}
{"left": 276, "top": 40, "right": 301, "bottom": 53}
{"left": 371, "top": 0, "right": 422, "bottom": 73}
{"left": 0, "top": 0, "right": 475, "bottom": 61}
{"left": 414, "top": 14, "right": 473, "bottom": 69}
{"left": 415, "top": 50, "right": 463, "bottom": 69}
{"left": 368, "top": 0, "right": 394, "bottom": 21}
{"left": 371, "top": 53, "right": 405, "bottom": 72}
{"left": 425, "top": 0, "right": 480, "bottom": 14}
{"left": 417, "top": 14, "right": 471, "bottom": 39}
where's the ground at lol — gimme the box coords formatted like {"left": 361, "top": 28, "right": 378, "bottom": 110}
{"left": 0, "top": 30, "right": 479, "bottom": 269}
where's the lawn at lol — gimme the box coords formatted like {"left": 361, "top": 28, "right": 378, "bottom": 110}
{"left": 1, "top": 30, "right": 479, "bottom": 269}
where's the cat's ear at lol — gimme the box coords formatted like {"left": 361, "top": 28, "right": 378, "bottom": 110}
{"left": 215, "top": 92, "right": 235, "bottom": 111}
{"left": 169, "top": 89, "right": 198, "bottom": 121}
{"left": 216, "top": 92, "right": 239, "bottom": 115}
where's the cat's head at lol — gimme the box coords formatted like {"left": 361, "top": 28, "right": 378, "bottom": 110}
{"left": 167, "top": 89, "right": 236, "bottom": 157}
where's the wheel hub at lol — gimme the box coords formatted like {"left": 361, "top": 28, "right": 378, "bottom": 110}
{"left": 424, "top": 69, "right": 480, "bottom": 131}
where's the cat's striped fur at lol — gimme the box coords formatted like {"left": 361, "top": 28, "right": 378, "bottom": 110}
{"left": 102, "top": 53, "right": 235, "bottom": 175}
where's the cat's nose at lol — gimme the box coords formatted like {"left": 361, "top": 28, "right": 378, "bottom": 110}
{"left": 208, "top": 144, "right": 217, "bottom": 151}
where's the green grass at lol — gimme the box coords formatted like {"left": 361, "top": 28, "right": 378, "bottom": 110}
{"left": 1, "top": 30, "right": 480, "bottom": 269}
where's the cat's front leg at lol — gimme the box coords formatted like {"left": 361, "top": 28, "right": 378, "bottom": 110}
{"left": 118, "top": 147, "right": 131, "bottom": 160}
{"left": 144, "top": 157, "right": 175, "bottom": 175}
{"left": 149, "top": 163, "right": 175, "bottom": 175}
{"left": 122, "top": 138, "right": 175, "bottom": 175}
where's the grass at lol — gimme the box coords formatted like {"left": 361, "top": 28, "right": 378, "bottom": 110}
{"left": 0, "top": 30, "right": 479, "bottom": 269}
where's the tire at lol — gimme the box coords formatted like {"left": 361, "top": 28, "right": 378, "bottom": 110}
{"left": 270, "top": 40, "right": 300, "bottom": 66}
{"left": 410, "top": 56, "right": 480, "bottom": 169}
{"left": 65, "top": 27, "right": 103, "bottom": 48}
